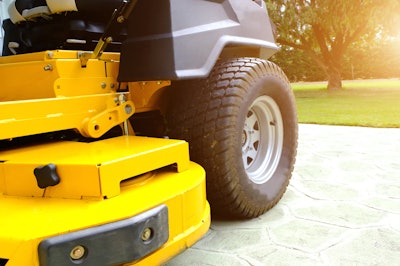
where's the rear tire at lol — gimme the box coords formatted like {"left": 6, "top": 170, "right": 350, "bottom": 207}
{"left": 166, "top": 58, "right": 297, "bottom": 219}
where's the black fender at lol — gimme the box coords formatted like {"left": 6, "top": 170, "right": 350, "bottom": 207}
{"left": 118, "top": 0, "right": 278, "bottom": 82}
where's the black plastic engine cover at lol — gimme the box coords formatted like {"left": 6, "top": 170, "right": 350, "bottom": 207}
{"left": 118, "top": 0, "right": 278, "bottom": 81}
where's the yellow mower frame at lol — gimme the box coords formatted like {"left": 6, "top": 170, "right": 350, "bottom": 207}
{"left": 0, "top": 50, "right": 210, "bottom": 265}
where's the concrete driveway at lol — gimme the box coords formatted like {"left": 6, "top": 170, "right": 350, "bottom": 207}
{"left": 166, "top": 124, "right": 400, "bottom": 266}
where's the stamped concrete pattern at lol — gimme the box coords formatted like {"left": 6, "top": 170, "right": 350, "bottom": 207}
{"left": 166, "top": 124, "right": 400, "bottom": 266}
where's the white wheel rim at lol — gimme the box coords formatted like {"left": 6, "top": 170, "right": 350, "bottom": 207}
{"left": 242, "top": 96, "right": 284, "bottom": 184}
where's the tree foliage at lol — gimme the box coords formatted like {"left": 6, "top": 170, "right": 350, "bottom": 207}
{"left": 266, "top": 0, "right": 400, "bottom": 89}
{"left": 343, "top": 36, "right": 400, "bottom": 80}
{"left": 270, "top": 46, "right": 325, "bottom": 82}
{"left": 272, "top": 36, "right": 400, "bottom": 82}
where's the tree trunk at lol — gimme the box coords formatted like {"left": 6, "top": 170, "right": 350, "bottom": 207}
{"left": 327, "top": 72, "right": 342, "bottom": 90}
{"left": 327, "top": 65, "right": 343, "bottom": 90}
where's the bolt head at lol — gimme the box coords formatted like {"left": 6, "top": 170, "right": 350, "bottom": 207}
{"left": 43, "top": 64, "right": 53, "bottom": 71}
{"left": 125, "top": 104, "right": 133, "bottom": 114}
{"left": 106, "top": 37, "right": 113, "bottom": 43}
{"left": 70, "top": 245, "right": 86, "bottom": 260}
{"left": 117, "top": 16, "right": 125, "bottom": 23}
{"left": 141, "top": 228, "right": 153, "bottom": 242}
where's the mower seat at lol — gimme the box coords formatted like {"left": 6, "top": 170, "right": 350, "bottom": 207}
{"left": 2, "top": 0, "right": 126, "bottom": 55}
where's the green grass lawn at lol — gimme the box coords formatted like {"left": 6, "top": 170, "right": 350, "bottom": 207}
{"left": 292, "top": 79, "right": 400, "bottom": 128}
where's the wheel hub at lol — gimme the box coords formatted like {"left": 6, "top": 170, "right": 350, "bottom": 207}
{"left": 242, "top": 96, "right": 284, "bottom": 184}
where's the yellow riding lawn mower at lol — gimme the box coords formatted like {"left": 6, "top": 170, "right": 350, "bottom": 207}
{"left": 0, "top": 0, "right": 297, "bottom": 265}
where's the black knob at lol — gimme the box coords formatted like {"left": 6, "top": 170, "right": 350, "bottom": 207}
{"left": 34, "top": 164, "right": 61, "bottom": 189}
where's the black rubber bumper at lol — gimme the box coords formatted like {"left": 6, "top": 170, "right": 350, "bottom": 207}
{"left": 38, "top": 205, "right": 169, "bottom": 266}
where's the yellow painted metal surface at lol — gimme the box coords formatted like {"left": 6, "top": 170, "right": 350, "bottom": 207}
{"left": 0, "top": 93, "right": 134, "bottom": 139}
{"left": 0, "top": 136, "right": 190, "bottom": 199}
{"left": 0, "top": 50, "right": 210, "bottom": 265}
{"left": 129, "top": 81, "right": 171, "bottom": 112}
{"left": 0, "top": 51, "right": 134, "bottom": 139}
{"left": 0, "top": 50, "right": 120, "bottom": 101}
{"left": 0, "top": 162, "right": 210, "bottom": 266}
{"left": 0, "top": 51, "right": 173, "bottom": 140}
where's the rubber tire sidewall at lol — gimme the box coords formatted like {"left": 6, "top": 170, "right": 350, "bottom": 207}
{"left": 166, "top": 58, "right": 297, "bottom": 218}
{"left": 232, "top": 71, "right": 297, "bottom": 216}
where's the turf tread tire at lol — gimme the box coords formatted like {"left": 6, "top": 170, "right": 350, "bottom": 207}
{"left": 166, "top": 58, "right": 297, "bottom": 219}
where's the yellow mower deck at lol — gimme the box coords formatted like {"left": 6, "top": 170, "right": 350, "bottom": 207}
{"left": 0, "top": 136, "right": 210, "bottom": 266}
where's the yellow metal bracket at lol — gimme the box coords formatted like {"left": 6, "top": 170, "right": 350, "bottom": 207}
{"left": 82, "top": 95, "right": 134, "bottom": 138}
{"left": 0, "top": 92, "right": 134, "bottom": 140}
